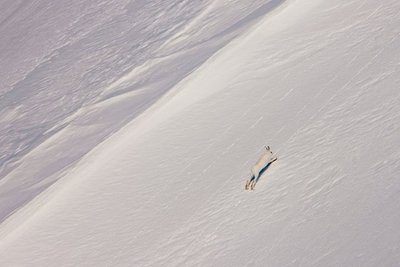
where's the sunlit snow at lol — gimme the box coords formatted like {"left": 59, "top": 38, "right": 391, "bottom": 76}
{"left": 1, "top": 0, "right": 400, "bottom": 266}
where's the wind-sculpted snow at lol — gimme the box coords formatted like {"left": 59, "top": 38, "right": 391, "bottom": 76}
{"left": 1, "top": 0, "right": 400, "bottom": 266}
{"left": 0, "top": 0, "right": 286, "bottom": 223}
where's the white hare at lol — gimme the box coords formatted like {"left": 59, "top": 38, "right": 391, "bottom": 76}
{"left": 245, "top": 146, "right": 277, "bottom": 190}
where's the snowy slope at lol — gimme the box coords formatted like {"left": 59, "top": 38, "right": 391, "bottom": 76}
{"left": 0, "top": 0, "right": 285, "bottom": 223}
{"left": 1, "top": 0, "right": 400, "bottom": 266}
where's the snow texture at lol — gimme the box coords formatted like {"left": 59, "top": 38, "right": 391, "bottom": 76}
{"left": 1, "top": 0, "right": 400, "bottom": 266}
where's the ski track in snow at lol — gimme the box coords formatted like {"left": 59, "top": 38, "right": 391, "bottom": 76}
{"left": 1, "top": 0, "right": 400, "bottom": 266}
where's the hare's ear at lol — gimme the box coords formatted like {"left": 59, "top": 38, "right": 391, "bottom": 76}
{"left": 265, "top": 146, "right": 270, "bottom": 151}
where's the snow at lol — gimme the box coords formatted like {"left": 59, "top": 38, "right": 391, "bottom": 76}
{"left": 1, "top": 0, "right": 400, "bottom": 266}
{"left": 0, "top": 0, "right": 282, "bottom": 223}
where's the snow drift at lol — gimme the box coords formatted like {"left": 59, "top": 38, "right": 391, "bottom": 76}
{"left": 1, "top": 0, "right": 400, "bottom": 266}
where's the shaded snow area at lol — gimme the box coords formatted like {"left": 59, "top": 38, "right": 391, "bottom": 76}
{"left": 1, "top": 0, "right": 400, "bottom": 266}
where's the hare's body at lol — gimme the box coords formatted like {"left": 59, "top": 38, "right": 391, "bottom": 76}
{"left": 245, "top": 146, "right": 277, "bottom": 190}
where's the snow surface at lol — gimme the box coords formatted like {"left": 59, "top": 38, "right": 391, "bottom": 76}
{"left": 1, "top": 0, "right": 400, "bottom": 266}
